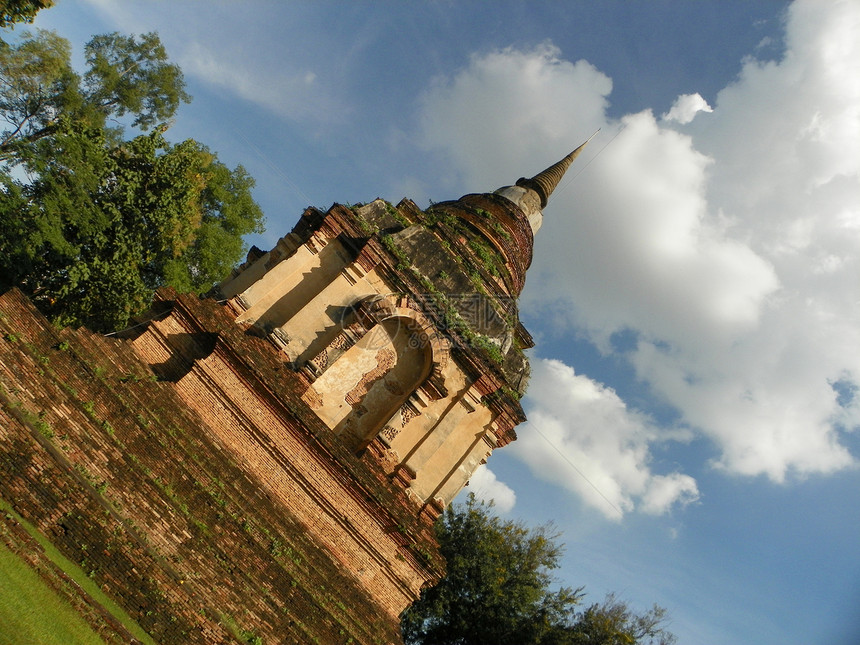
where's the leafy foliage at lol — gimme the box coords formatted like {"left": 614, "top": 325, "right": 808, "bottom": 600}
{"left": 162, "top": 145, "right": 264, "bottom": 294}
{"left": 401, "top": 495, "right": 676, "bottom": 645}
{"left": 0, "top": 0, "right": 54, "bottom": 28}
{"left": 83, "top": 32, "right": 190, "bottom": 131}
{"left": 0, "top": 121, "right": 262, "bottom": 331}
{"left": 401, "top": 494, "right": 583, "bottom": 645}
{"left": 565, "top": 595, "right": 675, "bottom": 645}
{"left": 0, "top": 29, "right": 190, "bottom": 158}
{"left": 0, "top": 28, "right": 262, "bottom": 331}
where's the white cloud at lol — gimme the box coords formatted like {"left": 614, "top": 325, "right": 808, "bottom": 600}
{"left": 467, "top": 465, "right": 516, "bottom": 513}
{"left": 419, "top": 0, "right": 860, "bottom": 502}
{"left": 641, "top": 473, "right": 700, "bottom": 515}
{"left": 662, "top": 93, "right": 713, "bottom": 124}
{"left": 514, "top": 359, "right": 699, "bottom": 519}
{"left": 79, "top": 0, "right": 343, "bottom": 124}
{"left": 179, "top": 41, "right": 339, "bottom": 124}
{"left": 544, "top": 109, "right": 780, "bottom": 349}
{"left": 636, "top": 0, "right": 860, "bottom": 480}
{"left": 420, "top": 42, "right": 611, "bottom": 191}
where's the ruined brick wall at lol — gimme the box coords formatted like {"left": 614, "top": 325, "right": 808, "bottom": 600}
{"left": 0, "top": 289, "right": 442, "bottom": 645}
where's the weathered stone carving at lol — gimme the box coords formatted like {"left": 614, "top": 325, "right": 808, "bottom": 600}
{"left": 345, "top": 347, "right": 396, "bottom": 406}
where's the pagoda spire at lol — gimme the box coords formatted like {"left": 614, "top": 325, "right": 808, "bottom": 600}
{"left": 515, "top": 130, "right": 599, "bottom": 208}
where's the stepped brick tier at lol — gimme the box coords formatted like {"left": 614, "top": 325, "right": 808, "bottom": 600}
{"left": 0, "top": 288, "right": 440, "bottom": 644}
{"left": 0, "top": 144, "right": 589, "bottom": 643}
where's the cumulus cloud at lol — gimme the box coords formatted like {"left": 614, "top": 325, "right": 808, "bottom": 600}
{"left": 420, "top": 42, "right": 611, "bottom": 191}
{"left": 514, "top": 359, "right": 699, "bottom": 519}
{"left": 662, "top": 93, "right": 713, "bottom": 124}
{"left": 548, "top": 109, "right": 779, "bottom": 349}
{"left": 467, "top": 465, "right": 517, "bottom": 513}
{"left": 633, "top": 0, "right": 860, "bottom": 480}
{"left": 420, "top": 0, "right": 860, "bottom": 507}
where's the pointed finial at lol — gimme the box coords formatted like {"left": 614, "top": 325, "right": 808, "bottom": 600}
{"left": 516, "top": 129, "right": 599, "bottom": 208}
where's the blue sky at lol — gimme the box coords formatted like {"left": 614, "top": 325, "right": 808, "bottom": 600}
{"left": 22, "top": 2, "right": 860, "bottom": 643}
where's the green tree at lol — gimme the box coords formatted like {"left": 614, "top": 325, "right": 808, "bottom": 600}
{"left": 401, "top": 495, "right": 676, "bottom": 645}
{"left": 0, "top": 28, "right": 262, "bottom": 331}
{"left": 0, "top": 0, "right": 54, "bottom": 28}
{"left": 565, "top": 595, "right": 676, "bottom": 645}
{"left": 0, "top": 120, "right": 263, "bottom": 331}
{"left": 0, "top": 28, "right": 190, "bottom": 159}
{"left": 162, "top": 144, "right": 264, "bottom": 294}
{"left": 82, "top": 31, "right": 190, "bottom": 130}
{"left": 401, "top": 494, "right": 584, "bottom": 645}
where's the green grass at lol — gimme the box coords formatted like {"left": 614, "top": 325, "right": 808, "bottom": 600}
{"left": 0, "top": 541, "right": 106, "bottom": 645}
{"left": 0, "top": 499, "right": 156, "bottom": 645}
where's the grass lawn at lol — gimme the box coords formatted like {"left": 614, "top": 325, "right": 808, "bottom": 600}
{"left": 0, "top": 498, "right": 155, "bottom": 645}
{"left": 0, "top": 541, "right": 106, "bottom": 645}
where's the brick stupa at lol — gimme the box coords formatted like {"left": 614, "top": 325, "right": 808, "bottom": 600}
{"left": 0, "top": 143, "right": 588, "bottom": 644}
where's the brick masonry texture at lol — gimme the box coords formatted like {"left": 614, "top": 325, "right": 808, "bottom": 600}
{"left": 0, "top": 288, "right": 443, "bottom": 645}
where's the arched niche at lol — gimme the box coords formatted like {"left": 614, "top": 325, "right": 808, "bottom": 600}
{"left": 307, "top": 316, "right": 432, "bottom": 452}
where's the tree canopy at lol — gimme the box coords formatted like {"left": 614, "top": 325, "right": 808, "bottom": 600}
{"left": 0, "top": 26, "right": 263, "bottom": 331}
{"left": 0, "top": 0, "right": 54, "bottom": 28}
{"left": 0, "top": 28, "right": 190, "bottom": 156}
{"left": 401, "top": 495, "right": 676, "bottom": 645}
